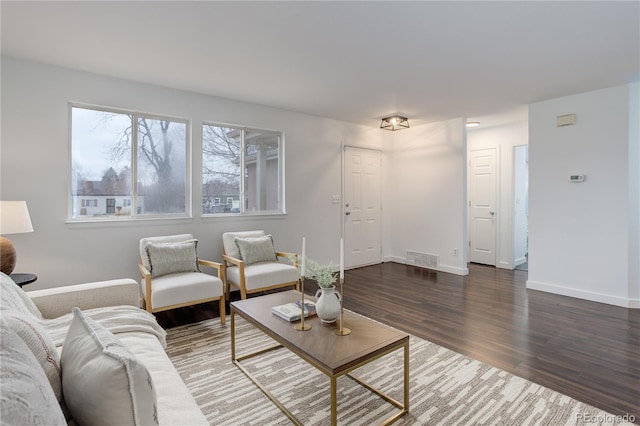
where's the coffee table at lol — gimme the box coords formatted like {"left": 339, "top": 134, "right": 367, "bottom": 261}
{"left": 230, "top": 290, "right": 409, "bottom": 425}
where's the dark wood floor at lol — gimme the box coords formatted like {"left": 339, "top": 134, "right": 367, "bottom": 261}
{"left": 156, "top": 262, "right": 640, "bottom": 421}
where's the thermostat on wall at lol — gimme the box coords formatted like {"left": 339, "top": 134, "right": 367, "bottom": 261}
{"left": 570, "top": 174, "right": 585, "bottom": 183}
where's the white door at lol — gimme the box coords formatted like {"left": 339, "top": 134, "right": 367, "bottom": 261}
{"left": 344, "top": 147, "right": 381, "bottom": 268}
{"left": 469, "top": 147, "right": 497, "bottom": 265}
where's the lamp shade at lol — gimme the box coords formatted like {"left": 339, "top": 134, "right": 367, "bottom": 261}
{"left": 0, "top": 201, "right": 34, "bottom": 235}
{"left": 380, "top": 115, "right": 409, "bottom": 131}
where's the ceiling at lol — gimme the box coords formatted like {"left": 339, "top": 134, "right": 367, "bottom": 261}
{"left": 1, "top": 1, "right": 638, "bottom": 128}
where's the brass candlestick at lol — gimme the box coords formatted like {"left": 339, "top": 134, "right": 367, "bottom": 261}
{"left": 294, "top": 276, "right": 311, "bottom": 331}
{"left": 335, "top": 277, "right": 351, "bottom": 336}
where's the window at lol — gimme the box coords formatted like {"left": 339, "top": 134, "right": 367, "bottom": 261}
{"left": 202, "top": 123, "right": 283, "bottom": 215}
{"left": 70, "top": 105, "right": 189, "bottom": 220}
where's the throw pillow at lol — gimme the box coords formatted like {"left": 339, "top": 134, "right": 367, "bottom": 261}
{"left": 234, "top": 235, "right": 278, "bottom": 265}
{"left": 2, "top": 314, "right": 62, "bottom": 404}
{"left": 0, "top": 272, "right": 43, "bottom": 319}
{"left": 61, "top": 308, "right": 158, "bottom": 426}
{"left": 0, "top": 322, "right": 66, "bottom": 426}
{"left": 145, "top": 239, "right": 199, "bottom": 278}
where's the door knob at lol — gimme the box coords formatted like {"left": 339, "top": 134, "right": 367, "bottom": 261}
{"left": 490, "top": 211, "right": 495, "bottom": 215}
{"left": 346, "top": 212, "right": 351, "bottom": 216}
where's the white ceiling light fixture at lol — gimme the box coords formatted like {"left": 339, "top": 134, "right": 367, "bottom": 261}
{"left": 380, "top": 115, "right": 409, "bottom": 131}
{"left": 466, "top": 121, "right": 480, "bottom": 128}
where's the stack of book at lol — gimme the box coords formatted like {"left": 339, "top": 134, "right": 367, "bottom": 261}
{"left": 272, "top": 300, "right": 317, "bottom": 322}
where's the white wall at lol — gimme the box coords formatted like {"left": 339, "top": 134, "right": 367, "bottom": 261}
{"left": 467, "top": 107, "right": 529, "bottom": 269}
{"left": 0, "top": 56, "right": 387, "bottom": 289}
{"left": 528, "top": 84, "right": 639, "bottom": 308}
{"left": 383, "top": 118, "right": 468, "bottom": 275}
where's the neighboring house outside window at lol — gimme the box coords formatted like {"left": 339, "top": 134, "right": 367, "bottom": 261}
{"left": 202, "top": 123, "right": 284, "bottom": 215}
{"left": 70, "top": 105, "right": 189, "bottom": 220}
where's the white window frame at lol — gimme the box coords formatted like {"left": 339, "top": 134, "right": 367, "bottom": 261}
{"left": 202, "top": 122, "right": 286, "bottom": 217}
{"left": 68, "top": 103, "right": 192, "bottom": 222}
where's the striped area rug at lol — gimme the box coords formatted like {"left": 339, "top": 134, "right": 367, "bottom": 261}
{"left": 165, "top": 316, "right": 629, "bottom": 426}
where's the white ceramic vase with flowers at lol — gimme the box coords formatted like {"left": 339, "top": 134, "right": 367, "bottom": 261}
{"left": 305, "top": 258, "right": 341, "bottom": 324}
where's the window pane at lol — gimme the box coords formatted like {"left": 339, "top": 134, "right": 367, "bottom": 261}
{"left": 202, "top": 125, "right": 241, "bottom": 214}
{"left": 136, "top": 118, "right": 187, "bottom": 215}
{"left": 245, "top": 130, "right": 280, "bottom": 212}
{"left": 71, "top": 107, "right": 132, "bottom": 218}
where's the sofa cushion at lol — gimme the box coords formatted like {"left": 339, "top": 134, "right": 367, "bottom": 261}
{"left": 61, "top": 308, "right": 158, "bottom": 426}
{"left": 2, "top": 313, "right": 62, "bottom": 404}
{"left": 222, "top": 230, "right": 266, "bottom": 259}
{"left": 145, "top": 240, "right": 200, "bottom": 278}
{"left": 0, "top": 321, "right": 66, "bottom": 426}
{"left": 234, "top": 235, "right": 277, "bottom": 265}
{"left": 0, "top": 272, "right": 43, "bottom": 319}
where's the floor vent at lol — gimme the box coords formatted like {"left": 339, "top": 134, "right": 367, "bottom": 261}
{"left": 406, "top": 250, "right": 439, "bottom": 271}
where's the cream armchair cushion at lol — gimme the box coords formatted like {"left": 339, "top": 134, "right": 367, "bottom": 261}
{"left": 140, "top": 272, "right": 223, "bottom": 311}
{"left": 226, "top": 262, "right": 300, "bottom": 293}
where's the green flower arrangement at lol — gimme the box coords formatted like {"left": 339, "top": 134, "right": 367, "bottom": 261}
{"left": 289, "top": 255, "right": 337, "bottom": 288}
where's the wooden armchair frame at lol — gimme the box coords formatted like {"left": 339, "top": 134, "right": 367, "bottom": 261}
{"left": 138, "top": 259, "right": 226, "bottom": 324}
{"left": 222, "top": 251, "right": 300, "bottom": 300}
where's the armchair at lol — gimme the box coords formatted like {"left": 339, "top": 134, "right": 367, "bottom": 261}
{"left": 222, "top": 230, "right": 300, "bottom": 300}
{"left": 138, "top": 234, "right": 225, "bottom": 324}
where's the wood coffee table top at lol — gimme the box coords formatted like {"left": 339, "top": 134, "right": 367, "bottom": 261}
{"left": 231, "top": 290, "right": 409, "bottom": 376}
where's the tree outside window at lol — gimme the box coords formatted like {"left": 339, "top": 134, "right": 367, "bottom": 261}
{"left": 202, "top": 123, "right": 283, "bottom": 215}
{"left": 70, "top": 105, "right": 189, "bottom": 219}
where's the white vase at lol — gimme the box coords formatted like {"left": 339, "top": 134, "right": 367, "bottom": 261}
{"left": 315, "top": 285, "right": 342, "bottom": 324}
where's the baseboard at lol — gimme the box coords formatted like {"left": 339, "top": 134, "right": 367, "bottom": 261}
{"left": 513, "top": 257, "right": 527, "bottom": 266}
{"left": 384, "top": 256, "right": 469, "bottom": 276}
{"left": 526, "top": 279, "right": 639, "bottom": 309}
{"left": 497, "top": 260, "right": 513, "bottom": 270}
{"left": 438, "top": 264, "right": 469, "bottom": 276}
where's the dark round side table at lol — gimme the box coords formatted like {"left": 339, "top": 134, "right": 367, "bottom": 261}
{"left": 10, "top": 273, "right": 37, "bottom": 287}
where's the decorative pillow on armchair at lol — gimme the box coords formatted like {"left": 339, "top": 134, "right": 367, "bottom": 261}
{"left": 234, "top": 235, "right": 278, "bottom": 265}
{"left": 145, "top": 240, "right": 200, "bottom": 278}
{"left": 61, "top": 308, "right": 158, "bottom": 426}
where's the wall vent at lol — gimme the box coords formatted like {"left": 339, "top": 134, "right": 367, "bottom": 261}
{"left": 406, "top": 250, "right": 439, "bottom": 271}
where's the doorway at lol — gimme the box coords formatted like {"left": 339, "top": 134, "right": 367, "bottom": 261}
{"left": 513, "top": 145, "right": 529, "bottom": 270}
{"left": 342, "top": 146, "right": 382, "bottom": 269}
{"left": 468, "top": 147, "right": 498, "bottom": 266}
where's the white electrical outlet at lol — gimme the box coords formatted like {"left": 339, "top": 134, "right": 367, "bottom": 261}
{"left": 453, "top": 248, "right": 458, "bottom": 257}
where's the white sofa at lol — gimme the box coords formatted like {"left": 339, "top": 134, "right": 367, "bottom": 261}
{"left": 0, "top": 272, "right": 207, "bottom": 425}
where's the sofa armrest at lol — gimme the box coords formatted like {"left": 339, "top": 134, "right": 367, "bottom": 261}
{"left": 27, "top": 279, "right": 140, "bottom": 319}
